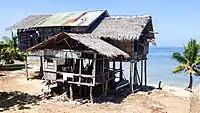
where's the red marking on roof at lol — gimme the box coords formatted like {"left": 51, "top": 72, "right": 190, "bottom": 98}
{"left": 62, "top": 12, "right": 88, "bottom": 26}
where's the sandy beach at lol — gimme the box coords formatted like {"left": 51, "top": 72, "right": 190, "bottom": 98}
{"left": 0, "top": 68, "right": 199, "bottom": 113}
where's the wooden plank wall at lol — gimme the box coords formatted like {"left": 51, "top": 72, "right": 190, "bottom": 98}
{"left": 17, "top": 26, "right": 88, "bottom": 51}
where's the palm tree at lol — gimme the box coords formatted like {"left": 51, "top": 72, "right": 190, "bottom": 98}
{"left": 172, "top": 39, "right": 200, "bottom": 91}
{"left": 0, "top": 36, "right": 25, "bottom": 64}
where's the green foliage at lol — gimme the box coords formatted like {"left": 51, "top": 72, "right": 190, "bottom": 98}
{"left": 0, "top": 36, "right": 27, "bottom": 64}
{"left": 172, "top": 39, "right": 200, "bottom": 75}
{"left": 172, "top": 39, "right": 200, "bottom": 89}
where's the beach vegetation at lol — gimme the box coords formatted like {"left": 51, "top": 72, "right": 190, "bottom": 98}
{"left": 172, "top": 39, "right": 200, "bottom": 91}
{"left": 0, "top": 36, "right": 27, "bottom": 64}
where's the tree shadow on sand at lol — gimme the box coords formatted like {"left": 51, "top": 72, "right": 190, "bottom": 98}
{"left": 0, "top": 91, "right": 41, "bottom": 111}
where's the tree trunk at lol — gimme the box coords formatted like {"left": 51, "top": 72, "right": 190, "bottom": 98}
{"left": 187, "top": 73, "right": 193, "bottom": 90}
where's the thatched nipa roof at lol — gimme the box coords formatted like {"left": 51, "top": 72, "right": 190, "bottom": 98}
{"left": 27, "top": 32, "right": 129, "bottom": 58}
{"left": 92, "top": 16, "right": 152, "bottom": 41}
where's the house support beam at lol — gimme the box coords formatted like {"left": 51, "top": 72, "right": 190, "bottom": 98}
{"left": 144, "top": 59, "right": 147, "bottom": 86}
{"left": 130, "top": 61, "right": 133, "bottom": 92}
{"left": 25, "top": 56, "right": 29, "bottom": 80}
{"left": 102, "top": 57, "right": 105, "bottom": 96}
{"left": 133, "top": 62, "right": 138, "bottom": 89}
{"left": 79, "top": 59, "right": 82, "bottom": 97}
{"left": 69, "top": 84, "right": 73, "bottom": 101}
{"left": 140, "top": 60, "right": 143, "bottom": 86}
{"left": 119, "top": 61, "right": 123, "bottom": 81}
{"left": 113, "top": 61, "right": 115, "bottom": 78}
{"left": 92, "top": 54, "right": 96, "bottom": 85}
{"left": 90, "top": 53, "right": 96, "bottom": 103}
{"left": 40, "top": 56, "right": 43, "bottom": 77}
{"left": 105, "top": 59, "right": 109, "bottom": 96}
{"left": 90, "top": 86, "right": 93, "bottom": 103}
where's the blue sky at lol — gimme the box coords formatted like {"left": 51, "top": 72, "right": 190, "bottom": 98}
{"left": 0, "top": 0, "right": 200, "bottom": 46}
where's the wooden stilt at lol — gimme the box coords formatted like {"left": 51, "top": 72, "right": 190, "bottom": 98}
{"left": 144, "top": 59, "right": 147, "bottom": 86}
{"left": 69, "top": 84, "right": 73, "bottom": 101}
{"left": 79, "top": 86, "right": 82, "bottom": 97}
{"left": 105, "top": 59, "right": 109, "bottom": 96}
{"left": 136, "top": 69, "right": 141, "bottom": 85}
{"left": 113, "top": 61, "right": 116, "bottom": 91}
{"left": 40, "top": 56, "right": 43, "bottom": 76}
{"left": 102, "top": 58, "right": 105, "bottom": 95}
{"left": 140, "top": 60, "right": 143, "bottom": 86}
{"left": 79, "top": 59, "right": 82, "bottom": 85}
{"left": 130, "top": 61, "right": 133, "bottom": 92}
{"left": 90, "top": 86, "right": 93, "bottom": 103}
{"left": 113, "top": 61, "right": 115, "bottom": 78}
{"left": 133, "top": 62, "right": 138, "bottom": 89}
{"left": 92, "top": 54, "right": 96, "bottom": 85}
{"left": 119, "top": 61, "right": 123, "bottom": 81}
{"left": 25, "top": 56, "right": 29, "bottom": 80}
{"left": 105, "top": 82, "right": 108, "bottom": 96}
{"left": 84, "top": 86, "right": 87, "bottom": 97}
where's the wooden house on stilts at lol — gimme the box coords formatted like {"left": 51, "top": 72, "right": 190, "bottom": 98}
{"left": 7, "top": 10, "right": 156, "bottom": 102}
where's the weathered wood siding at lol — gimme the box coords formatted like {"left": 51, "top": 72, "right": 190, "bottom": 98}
{"left": 17, "top": 26, "right": 88, "bottom": 51}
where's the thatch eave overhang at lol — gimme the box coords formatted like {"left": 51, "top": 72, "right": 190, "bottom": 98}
{"left": 27, "top": 32, "right": 130, "bottom": 59}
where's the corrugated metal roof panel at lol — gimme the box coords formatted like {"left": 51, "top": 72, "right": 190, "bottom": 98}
{"left": 7, "top": 10, "right": 107, "bottom": 30}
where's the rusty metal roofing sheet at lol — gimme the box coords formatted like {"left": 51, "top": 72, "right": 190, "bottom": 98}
{"left": 7, "top": 10, "right": 107, "bottom": 30}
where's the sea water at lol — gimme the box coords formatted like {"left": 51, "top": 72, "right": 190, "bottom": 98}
{"left": 122, "top": 47, "right": 200, "bottom": 88}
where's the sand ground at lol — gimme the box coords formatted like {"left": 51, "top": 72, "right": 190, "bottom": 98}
{"left": 0, "top": 69, "right": 200, "bottom": 113}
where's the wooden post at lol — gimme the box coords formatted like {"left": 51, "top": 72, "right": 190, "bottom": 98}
{"left": 130, "top": 61, "right": 133, "bottom": 92}
{"left": 113, "top": 61, "right": 115, "bottom": 77}
{"left": 119, "top": 61, "right": 123, "bottom": 81}
{"left": 140, "top": 60, "right": 143, "bottom": 86}
{"left": 25, "top": 56, "right": 29, "bottom": 80}
{"left": 79, "top": 59, "right": 82, "bottom": 97}
{"left": 90, "top": 86, "right": 93, "bottom": 103}
{"left": 144, "top": 59, "right": 147, "bottom": 86}
{"left": 113, "top": 61, "right": 116, "bottom": 91}
{"left": 92, "top": 54, "right": 96, "bottom": 85}
{"left": 105, "top": 59, "right": 109, "bottom": 96}
{"left": 79, "top": 86, "right": 82, "bottom": 97}
{"left": 90, "top": 53, "right": 96, "bottom": 103}
{"left": 40, "top": 56, "right": 43, "bottom": 76}
{"left": 102, "top": 58, "right": 105, "bottom": 82}
{"left": 133, "top": 62, "right": 138, "bottom": 89}
{"left": 69, "top": 84, "right": 73, "bottom": 101}
{"left": 102, "top": 57, "right": 105, "bottom": 95}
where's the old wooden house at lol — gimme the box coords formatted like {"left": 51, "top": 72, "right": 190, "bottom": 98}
{"left": 7, "top": 10, "right": 156, "bottom": 102}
